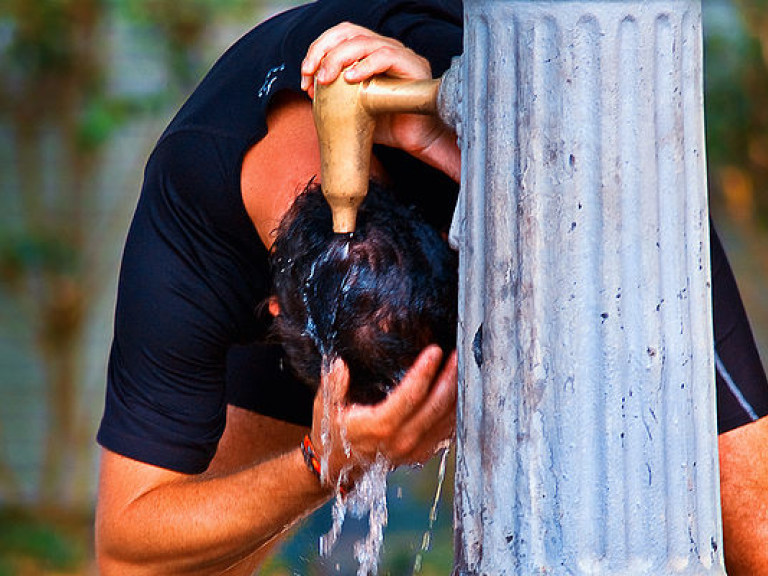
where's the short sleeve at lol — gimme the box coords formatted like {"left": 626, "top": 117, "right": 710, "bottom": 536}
{"left": 97, "top": 131, "right": 269, "bottom": 474}
{"left": 711, "top": 222, "right": 768, "bottom": 434}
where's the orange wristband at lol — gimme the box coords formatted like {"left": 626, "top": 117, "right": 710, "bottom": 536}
{"left": 301, "top": 434, "right": 322, "bottom": 481}
{"left": 301, "top": 434, "right": 350, "bottom": 496}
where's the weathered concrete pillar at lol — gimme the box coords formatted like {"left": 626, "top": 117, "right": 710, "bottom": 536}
{"left": 450, "top": 0, "right": 724, "bottom": 573}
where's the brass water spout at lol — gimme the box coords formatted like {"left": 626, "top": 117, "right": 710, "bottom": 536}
{"left": 312, "top": 73, "right": 441, "bottom": 233}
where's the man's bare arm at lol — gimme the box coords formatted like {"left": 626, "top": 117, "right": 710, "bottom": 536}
{"left": 95, "top": 347, "right": 457, "bottom": 575}
{"left": 719, "top": 414, "right": 768, "bottom": 574}
{"left": 95, "top": 443, "right": 328, "bottom": 575}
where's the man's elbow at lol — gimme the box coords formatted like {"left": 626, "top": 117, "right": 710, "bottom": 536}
{"left": 96, "top": 550, "right": 137, "bottom": 576}
{"left": 94, "top": 501, "right": 174, "bottom": 576}
{"left": 95, "top": 512, "right": 145, "bottom": 576}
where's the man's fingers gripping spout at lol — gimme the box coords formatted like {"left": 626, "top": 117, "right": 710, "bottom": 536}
{"left": 302, "top": 23, "right": 398, "bottom": 83}
{"left": 300, "top": 23, "right": 421, "bottom": 98}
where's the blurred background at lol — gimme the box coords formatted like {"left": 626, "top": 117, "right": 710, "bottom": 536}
{"left": 0, "top": 0, "right": 765, "bottom": 574}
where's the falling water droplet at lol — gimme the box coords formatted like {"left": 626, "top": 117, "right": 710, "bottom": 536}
{"left": 412, "top": 446, "right": 450, "bottom": 574}
{"left": 320, "top": 455, "right": 391, "bottom": 576}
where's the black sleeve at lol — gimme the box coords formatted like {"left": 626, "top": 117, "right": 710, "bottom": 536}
{"left": 225, "top": 342, "right": 314, "bottom": 428}
{"left": 97, "top": 132, "right": 265, "bottom": 474}
{"left": 711, "top": 222, "right": 768, "bottom": 434}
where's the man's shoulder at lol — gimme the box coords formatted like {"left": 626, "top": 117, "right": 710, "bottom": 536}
{"left": 147, "top": 129, "right": 240, "bottom": 209}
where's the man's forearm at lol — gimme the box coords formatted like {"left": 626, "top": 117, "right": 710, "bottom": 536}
{"left": 719, "top": 416, "right": 768, "bottom": 575}
{"left": 96, "top": 447, "right": 331, "bottom": 575}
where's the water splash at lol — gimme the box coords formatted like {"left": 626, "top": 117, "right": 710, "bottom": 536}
{"left": 321, "top": 454, "right": 391, "bottom": 576}
{"left": 301, "top": 234, "right": 393, "bottom": 575}
{"left": 304, "top": 236, "right": 354, "bottom": 482}
{"left": 301, "top": 236, "right": 353, "bottom": 358}
{"left": 413, "top": 445, "right": 450, "bottom": 574}
{"left": 319, "top": 490, "right": 346, "bottom": 558}
{"left": 318, "top": 355, "right": 334, "bottom": 486}
{"left": 352, "top": 456, "right": 390, "bottom": 576}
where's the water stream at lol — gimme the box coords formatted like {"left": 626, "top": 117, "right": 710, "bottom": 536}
{"left": 301, "top": 234, "right": 451, "bottom": 574}
{"left": 412, "top": 446, "right": 450, "bottom": 574}
{"left": 320, "top": 454, "right": 390, "bottom": 575}
{"left": 317, "top": 447, "right": 452, "bottom": 576}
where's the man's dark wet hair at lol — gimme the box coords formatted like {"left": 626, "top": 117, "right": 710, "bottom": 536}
{"left": 270, "top": 181, "right": 458, "bottom": 405}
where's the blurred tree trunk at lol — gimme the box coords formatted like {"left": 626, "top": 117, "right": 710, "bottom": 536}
{"left": 735, "top": 0, "right": 768, "bottom": 68}
{"left": 4, "top": 0, "right": 102, "bottom": 509}
{"left": 726, "top": 0, "right": 768, "bottom": 230}
{"left": 0, "top": 0, "right": 263, "bottom": 512}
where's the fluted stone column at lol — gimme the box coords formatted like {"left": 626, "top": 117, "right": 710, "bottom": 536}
{"left": 451, "top": 0, "right": 724, "bottom": 573}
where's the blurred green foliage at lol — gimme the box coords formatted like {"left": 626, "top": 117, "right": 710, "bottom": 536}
{"left": 705, "top": 21, "right": 755, "bottom": 166}
{"left": 0, "top": 510, "right": 85, "bottom": 575}
{"left": 705, "top": 0, "right": 768, "bottom": 230}
{"left": 112, "top": 0, "right": 257, "bottom": 85}
{"left": 0, "top": 0, "right": 257, "bottom": 144}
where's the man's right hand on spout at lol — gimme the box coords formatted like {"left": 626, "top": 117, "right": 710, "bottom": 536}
{"left": 301, "top": 22, "right": 461, "bottom": 183}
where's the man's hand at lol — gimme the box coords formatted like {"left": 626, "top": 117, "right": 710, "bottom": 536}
{"left": 310, "top": 345, "right": 457, "bottom": 489}
{"left": 301, "top": 22, "right": 431, "bottom": 100}
{"left": 301, "top": 22, "right": 460, "bottom": 182}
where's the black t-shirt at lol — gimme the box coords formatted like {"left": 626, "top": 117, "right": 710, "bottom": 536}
{"left": 711, "top": 222, "right": 768, "bottom": 433}
{"left": 98, "top": 0, "right": 768, "bottom": 475}
{"left": 97, "top": 0, "right": 463, "bottom": 474}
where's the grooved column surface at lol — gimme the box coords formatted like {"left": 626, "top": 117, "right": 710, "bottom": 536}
{"left": 452, "top": 1, "right": 723, "bottom": 574}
